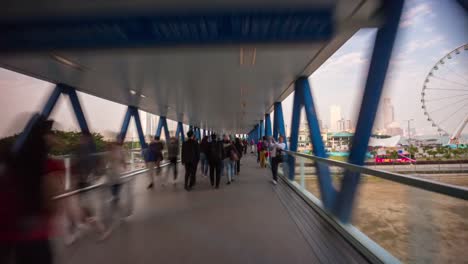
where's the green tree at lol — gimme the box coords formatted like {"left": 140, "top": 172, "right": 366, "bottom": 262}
{"left": 452, "top": 148, "right": 462, "bottom": 160}
{"left": 427, "top": 150, "right": 437, "bottom": 159}
{"left": 407, "top": 145, "right": 418, "bottom": 159}
{"left": 0, "top": 130, "right": 111, "bottom": 156}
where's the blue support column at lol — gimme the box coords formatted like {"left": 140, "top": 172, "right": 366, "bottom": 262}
{"left": 296, "top": 77, "right": 335, "bottom": 208}
{"left": 163, "top": 118, "right": 170, "bottom": 140}
{"left": 41, "top": 84, "right": 62, "bottom": 118}
{"left": 273, "top": 102, "right": 287, "bottom": 149}
{"left": 175, "top": 121, "right": 185, "bottom": 141}
{"left": 40, "top": 83, "right": 91, "bottom": 134}
{"left": 333, "top": 0, "right": 404, "bottom": 222}
{"left": 259, "top": 120, "right": 264, "bottom": 139}
{"left": 119, "top": 106, "right": 147, "bottom": 148}
{"left": 288, "top": 86, "right": 302, "bottom": 181}
{"left": 119, "top": 107, "right": 132, "bottom": 141}
{"left": 65, "top": 87, "right": 90, "bottom": 134}
{"left": 155, "top": 116, "right": 170, "bottom": 140}
{"left": 265, "top": 113, "right": 272, "bottom": 137}
{"left": 130, "top": 107, "right": 147, "bottom": 149}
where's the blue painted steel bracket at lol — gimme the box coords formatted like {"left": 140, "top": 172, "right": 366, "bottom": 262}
{"left": 120, "top": 106, "right": 148, "bottom": 148}
{"left": 265, "top": 113, "right": 272, "bottom": 137}
{"left": 15, "top": 83, "right": 92, "bottom": 153}
{"left": 156, "top": 116, "right": 170, "bottom": 140}
{"left": 259, "top": 120, "right": 264, "bottom": 139}
{"left": 289, "top": 77, "right": 335, "bottom": 209}
{"left": 332, "top": 0, "right": 404, "bottom": 223}
{"left": 273, "top": 102, "right": 287, "bottom": 149}
{"left": 0, "top": 9, "right": 333, "bottom": 52}
{"left": 40, "top": 83, "right": 91, "bottom": 133}
{"left": 175, "top": 121, "right": 185, "bottom": 141}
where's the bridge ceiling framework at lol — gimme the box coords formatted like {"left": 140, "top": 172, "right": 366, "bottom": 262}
{"left": 0, "top": 0, "right": 381, "bottom": 133}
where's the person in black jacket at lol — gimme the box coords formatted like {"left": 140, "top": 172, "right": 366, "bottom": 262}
{"left": 182, "top": 130, "right": 200, "bottom": 191}
{"left": 234, "top": 138, "right": 243, "bottom": 175}
{"left": 207, "top": 134, "right": 224, "bottom": 188}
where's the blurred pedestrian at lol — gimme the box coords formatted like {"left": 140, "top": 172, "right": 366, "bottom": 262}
{"left": 0, "top": 115, "right": 63, "bottom": 264}
{"left": 167, "top": 136, "right": 179, "bottom": 185}
{"left": 259, "top": 136, "right": 269, "bottom": 168}
{"left": 64, "top": 133, "right": 106, "bottom": 245}
{"left": 269, "top": 136, "right": 286, "bottom": 185}
{"left": 234, "top": 138, "right": 243, "bottom": 175}
{"left": 144, "top": 138, "right": 156, "bottom": 189}
{"left": 222, "top": 135, "right": 238, "bottom": 184}
{"left": 200, "top": 136, "right": 209, "bottom": 176}
{"left": 207, "top": 134, "right": 223, "bottom": 188}
{"left": 182, "top": 131, "right": 200, "bottom": 191}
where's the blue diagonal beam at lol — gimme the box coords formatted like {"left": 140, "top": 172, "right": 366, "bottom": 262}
{"left": 265, "top": 113, "right": 272, "bottom": 137}
{"left": 130, "top": 107, "right": 147, "bottom": 149}
{"left": 41, "top": 84, "right": 62, "bottom": 118}
{"left": 273, "top": 102, "right": 287, "bottom": 149}
{"left": 64, "top": 86, "right": 90, "bottom": 134}
{"left": 297, "top": 77, "right": 336, "bottom": 208}
{"left": 333, "top": 0, "right": 404, "bottom": 223}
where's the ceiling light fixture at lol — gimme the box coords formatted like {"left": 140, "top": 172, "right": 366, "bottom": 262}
{"left": 51, "top": 54, "right": 84, "bottom": 70}
{"left": 140, "top": 94, "right": 146, "bottom": 98}
{"left": 130, "top": 90, "right": 137, "bottom": 95}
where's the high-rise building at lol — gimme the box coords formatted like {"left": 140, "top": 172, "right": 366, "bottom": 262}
{"left": 145, "top": 112, "right": 157, "bottom": 139}
{"left": 383, "top": 98, "right": 394, "bottom": 129}
{"left": 330, "top": 105, "right": 341, "bottom": 132}
{"left": 337, "top": 118, "right": 353, "bottom": 132}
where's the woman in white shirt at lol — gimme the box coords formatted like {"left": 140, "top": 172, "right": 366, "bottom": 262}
{"left": 269, "top": 136, "right": 286, "bottom": 185}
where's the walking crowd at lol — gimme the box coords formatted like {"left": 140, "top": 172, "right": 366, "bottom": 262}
{"left": 0, "top": 114, "right": 286, "bottom": 264}
{"left": 143, "top": 131, "right": 250, "bottom": 191}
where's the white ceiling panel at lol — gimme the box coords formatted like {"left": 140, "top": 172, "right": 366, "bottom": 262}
{"left": 0, "top": 0, "right": 381, "bottom": 133}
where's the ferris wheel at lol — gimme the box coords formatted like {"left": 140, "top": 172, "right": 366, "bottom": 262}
{"left": 421, "top": 44, "right": 468, "bottom": 144}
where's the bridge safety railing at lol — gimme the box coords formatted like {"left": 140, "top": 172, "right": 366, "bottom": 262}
{"left": 51, "top": 150, "right": 177, "bottom": 244}
{"left": 279, "top": 150, "right": 468, "bottom": 264}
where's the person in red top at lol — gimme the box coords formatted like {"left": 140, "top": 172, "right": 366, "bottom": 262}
{"left": 0, "top": 114, "right": 63, "bottom": 264}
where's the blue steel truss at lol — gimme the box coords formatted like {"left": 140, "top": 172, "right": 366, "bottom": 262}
{"left": 273, "top": 102, "right": 287, "bottom": 149}
{"left": 41, "top": 84, "right": 90, "bottom": 133}
{"left": 332, "top": 0, "right": 404, "bottom": 223}
{"left": 156, "top": 116, "right": 170, "bottom": 140}
{"left": 120, "top": 106, "right": 147, "bottom": 149}
{"left": 14, "top": 83, "right": 91, "bottom": 152}
{"left": 289, "top": 77, "right": 336, "bottom": 209}
{"left": 175, "top": 121, "right": 185, "bottom": 141}
{"left": 265, "top": 113, "right": 272, "bottom": 137}
{"left": 254, "top": 0, "right": 404, "bottom": 223}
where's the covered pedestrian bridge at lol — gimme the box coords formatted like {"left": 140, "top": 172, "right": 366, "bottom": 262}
{"left": 1, "top": 0, "right": 468, "bottom": 263}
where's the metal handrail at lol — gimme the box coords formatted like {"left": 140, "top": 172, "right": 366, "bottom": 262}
{"left": 284, "top": 150, "right": 468, "bottom": 201}
{"left": 52, "top": 161, "right": 175, "bottom": 200}
{"left": 53, "top": 148, "right": 144, "bottom": 159}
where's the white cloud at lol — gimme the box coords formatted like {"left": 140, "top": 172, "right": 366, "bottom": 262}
{"left": 322, "top": 52, "right": 367, "bottom": 69}
{"left": 400, "top": 3, "right": 433, "bottom": 28}
{"left": 423, "top": 26, "right": 434, "bottom": 33}
{"left": 402, "top": 35, "right": 444, "bottom": 55}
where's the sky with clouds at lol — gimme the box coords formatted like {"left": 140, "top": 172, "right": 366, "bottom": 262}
{"left": 0, "top": 0, "right": 467, "bottom": 138}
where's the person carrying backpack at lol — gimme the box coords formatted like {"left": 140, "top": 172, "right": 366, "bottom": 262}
{"left": 269, "top": 136, "right": 286, "bottom": 185}
{"left": 207, "top": 134, "right": 223, "bottom": 188}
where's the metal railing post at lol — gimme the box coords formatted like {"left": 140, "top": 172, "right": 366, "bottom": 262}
{"left": 300, "top": 157, "right": 305, "bottom": 189}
